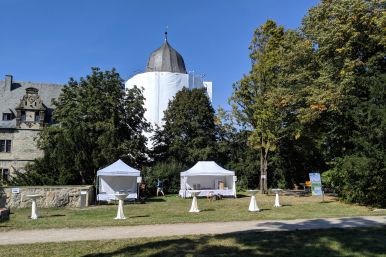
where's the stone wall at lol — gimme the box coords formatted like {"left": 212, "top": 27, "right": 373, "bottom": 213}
{"left": 4, "top": 186, "right": 94, "bottom": 208}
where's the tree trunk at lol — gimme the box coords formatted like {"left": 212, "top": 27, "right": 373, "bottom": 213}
{"left": 79, "top": 170, "right": 86, "bottom": 185}
{"left": 260, "top": 147, "right": 264, "bottom": 194}
{"left": 263, "top": 152, "right": 268, "bottom": 194}
{"left": 259, "top": 145, "right": 268, "bottom": 194}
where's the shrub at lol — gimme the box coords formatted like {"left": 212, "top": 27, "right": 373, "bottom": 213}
{"left": 327, "top": 155, "right": 386, "bottom": 207}
{"left": 144, "top": 161, "right": 187, "bottom": 195}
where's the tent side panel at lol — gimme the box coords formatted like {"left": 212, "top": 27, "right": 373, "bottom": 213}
{"left": 99, "top": 176, "right": 137, "bottom": 194}
{"left": 186, "top": 175, "right": 235, "bottom": 190}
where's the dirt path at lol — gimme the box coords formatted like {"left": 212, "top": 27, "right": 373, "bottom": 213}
{"left": 1, "top": 216, "right": 385, "bottom": 245}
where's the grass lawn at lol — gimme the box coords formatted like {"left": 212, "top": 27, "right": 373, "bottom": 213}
{"left": 0, "top": 227, "right": 385, "bottom": 257}
{"left": 1, "top": 193, "right": 384, "bottom": 231}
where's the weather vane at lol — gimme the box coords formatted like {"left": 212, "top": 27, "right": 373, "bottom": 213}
{"left": 165, "top": 25, "right": 168, "bottom": 41}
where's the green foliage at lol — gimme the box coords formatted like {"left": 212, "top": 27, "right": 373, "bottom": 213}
{"left": 215, "top": 108, "right": 260, "bottom": 189}
{"left": 12, "top": 68, "right": 149, "bottom": 186}
{"left": 230, "top": 20, "right": 315, "bottom": 192}
{"left": 218, "top": 130, "right": 260, "bottom": 190}
{"left": 300, "top": 0, "right": 386, "bottom": 206}
{"left": 144, "top": 161, "right": 187, "bottom": 194}
{"left": 149, "top": 88, "right": 217, "bottom": 193}
{"left": 152, "top": 88, "right": 217, "bottom": 166}
{"left": 321, "top": 75, "right": 386, "bottom": 206}
{"left": 270, "top": 132, "right": 328, "bottom": 189}
{"left": 10, "top": 0, "right": 385, "bottom": 209}
{"left": 326, "top": 155, "right": 386, "bottom": 207}
{"left": 228, "top": 0, "right": 385, "bottom": 206}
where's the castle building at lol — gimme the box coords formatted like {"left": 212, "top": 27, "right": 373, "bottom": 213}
{"left": 0, "top": 34, "right": 213, "bottom": 181}
{"left": 0, "top": 75, "right": 63, "bottom": 183}
{"left": 125, "top": 34, "right": 212, "bottom": 128}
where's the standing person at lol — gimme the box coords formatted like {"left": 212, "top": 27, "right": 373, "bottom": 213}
{"left": 156, "top": 178, "right": 164, "bottom": 196}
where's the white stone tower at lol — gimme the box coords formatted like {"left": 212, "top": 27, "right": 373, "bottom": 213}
{"left": 125, "top": 33, "right": 212, "bottom": 128}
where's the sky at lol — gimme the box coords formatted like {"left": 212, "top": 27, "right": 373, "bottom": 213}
{"left": 0, "top": 0, "right": 319, "bottom": 110}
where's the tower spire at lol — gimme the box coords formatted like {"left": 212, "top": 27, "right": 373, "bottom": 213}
{"left": 164, "top": 26, "right": 168, "bottom": 41}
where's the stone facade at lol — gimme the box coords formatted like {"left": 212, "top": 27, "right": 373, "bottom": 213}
{"left": 4, "top": 186, "right": 94, "bottom": 208}
{"left": 0, "top": 129, "right": 42, "bottom": 164}
{"left": 0, "top": 75, "right": 63, "bottom": 183}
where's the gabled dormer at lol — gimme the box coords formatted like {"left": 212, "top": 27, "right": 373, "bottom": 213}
{"left": 15, "top": 87, "right": 46, "bottom": 129}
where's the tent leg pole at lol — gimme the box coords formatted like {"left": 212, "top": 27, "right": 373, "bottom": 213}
{"left": 95, "top": 177, "right": 98, "bottom": 205}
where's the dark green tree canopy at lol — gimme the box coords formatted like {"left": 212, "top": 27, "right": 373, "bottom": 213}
{"left": 302, "top": 0, "right": 386, "bottom": 206}
{"left": 229, "top": 0, "right": 385, "bottom": 203}
{"left": 13, "top": 68, "right": 149, "bottom": 185}
{"left": 152, "top": 87, "right": 217, "bottom": 166}
{"left": 230, "top": 20, "right": 316, "bottom": 193}
{"left": 302, "top": 0, "right": 386, "bottom": 157}
{"left": 11, "top": 0, "right": 385, "bottom": 207}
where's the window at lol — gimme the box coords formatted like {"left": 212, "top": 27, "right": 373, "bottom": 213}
{"left": 2, "top": 113, "right": 12, "bottom": 121}
{"left": 1, "top": 169, "right": 9, "bottom": 183}
{"left": 0, "top": 140, "right": 11, "bottom": 153}
{"left": 20, "top": 111, "right": 26, "bottom": 122}
{"left": 35, "top": 111, "right": 40, "bottom": 122}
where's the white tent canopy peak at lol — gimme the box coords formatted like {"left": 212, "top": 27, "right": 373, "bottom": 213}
{"left": 181, "top": 161, "right": 234, "bottom": 176}
{"left": 97, "top": 159, "right": 140, "bottom": 177}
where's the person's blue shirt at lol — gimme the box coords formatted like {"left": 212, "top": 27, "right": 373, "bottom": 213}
{"left": 157, "top": 179, "right": 163, "bottom": 188}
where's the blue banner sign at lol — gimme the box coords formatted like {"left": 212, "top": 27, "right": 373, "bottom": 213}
{"left": 309, "top": 173, "right": 323, "bottom": 196}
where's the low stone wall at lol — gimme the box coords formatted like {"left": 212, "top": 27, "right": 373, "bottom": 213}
{"left": 4, "top": 186, "right": 94, "bottom": 208}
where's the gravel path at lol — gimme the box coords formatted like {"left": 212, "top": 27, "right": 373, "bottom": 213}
{"left": 1, "top": 215, "right": 385, "bottom": 245}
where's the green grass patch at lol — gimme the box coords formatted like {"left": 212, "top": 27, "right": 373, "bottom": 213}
{"left": 0, "top": 227, "right": 385, "bottom": 257}
{"left": 1, "top": 193, "right": 384, "bottom": 231}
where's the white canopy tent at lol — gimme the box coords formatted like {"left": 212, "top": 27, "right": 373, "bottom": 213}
{"left": 179, "top": 161, "right": 237, "bottom": 198}
{"left": 96, "top": 159, "right": 141, "bottom": 202}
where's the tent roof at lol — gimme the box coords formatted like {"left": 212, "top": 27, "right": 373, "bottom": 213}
{"left": 181, "top": 161, "right": 235, "bottom": 176}
{"left": 97, "top": 159, "right": 140, "bottom": 177}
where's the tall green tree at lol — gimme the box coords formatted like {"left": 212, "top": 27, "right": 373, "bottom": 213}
{"left": 301, "top": 0, "right": 385, "bottom": 157}
{"left": 152, "top": 87, "right": 217, "bottom": 166}
{"left": 302, "top": 0, "right": 386, "bottom": 206}
{"left": 215, "top": 107, "right": 260, "bottom": 190}
{"left": 12, "top": 68, "right": 149, "bottom": 185}
{"left": 230, "top": 21, "right": 316, "bottom": 193}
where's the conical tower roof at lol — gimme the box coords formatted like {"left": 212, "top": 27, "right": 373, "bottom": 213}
{"left": 146, "top": 37, "right": 187, "bottom": 74}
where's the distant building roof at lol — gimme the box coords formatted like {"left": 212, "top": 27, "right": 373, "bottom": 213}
{"left": 146, "top": 39, "right": 187, "bottom": 74}
{"left": 0, "top": 75, "right": 64, "bottom": 129}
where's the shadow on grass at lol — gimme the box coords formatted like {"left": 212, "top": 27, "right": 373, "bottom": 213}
{"left": 144, "top": 198, "right": 166, "bottom": 203}
{"left": 82, "top": 225, "right": 386, "bottom": 257}
{"left": 281, "top": 204, "right": 292, "bottom": 207}
{"left": 298, "top": 194, "right": 312, "bottom": 197}
{"left": 318, "top": 200, "right": 334, "bottom": 204}
{"left": 129, "top": 215, "right": 150, "bottom": 218}
{"left": 40, "top": 214, "right": 66, "bottom": 218}
{"left": 255, "top": 216, "right": 386, "bottom": 231}
{"left": 201, "top": 208, "right": 215, "bottom": 212}
{"left": 259, "top": 208, "right": 272, "bottom": 211}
